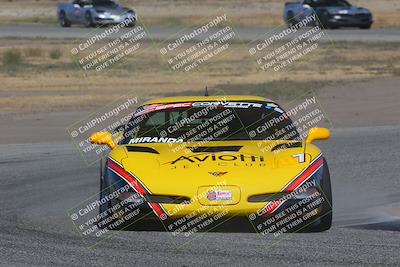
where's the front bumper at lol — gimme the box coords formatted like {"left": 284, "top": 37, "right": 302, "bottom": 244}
{"left": 94, "top": 13, "right": 136, "bottom": 25}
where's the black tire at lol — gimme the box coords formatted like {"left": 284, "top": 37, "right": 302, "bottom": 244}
{"left": 316, "top": 11, "right": 336, "bottom": 29}
{"left": 308, "top": 158, "right": 333, "bottom": 232}
{"left": 286, "top": 12, "right": 296, "bottom": 27}
{"left": 127, "top": 21, "right": 136, "bottom": 28}
{"left": 84, "top": 12, "right": 95, "bottom": 27}
{"left": 59, "top": 11, "right": 71, "bottom": 27}
{"left": 98, "top": 158, "right": 110, "bottom": 229}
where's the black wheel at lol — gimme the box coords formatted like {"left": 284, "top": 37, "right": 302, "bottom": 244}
{"left": 308, "top": 158, "right": 333, "bottom": 232}
{"left": 286, "top": 12, "right": 296, "bottom": 27}
{"left": 59, "top": 11, "right": 71, "bottom": 27}
{"left": 127, "top": 21, "right": 136, "bottom": 28}
{"left": 84, "top": 12, "right": 95, "bottom": 27}
{"left": 98, "top": 158, "right": 110, "bottom": 229}
{"left": 316, "top": 11, "right": 335, "bottom": 29}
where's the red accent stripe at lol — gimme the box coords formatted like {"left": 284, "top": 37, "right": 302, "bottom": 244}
{"left": 107, "top": 159, "right": 169, "bottom": 219}
{"left": 284, "top": 157, "right": 323, "bottom": 192}
{"left": 261, "top": 200, "right": 283, "bottom": 217}
{"left": 149, "top": 203, "right": 167, "bottom": 218}
{"left": 258, "top": 155, "right": 324, "bottom": 217}
{"left": 107, "top": 160, "right": 147, "bottom": 195}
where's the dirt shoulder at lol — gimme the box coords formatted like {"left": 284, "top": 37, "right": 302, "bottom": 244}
{"left": 0, "top": 0, "right": 399, "bottom": 28}
{"left": 1, "top": 76, "right": 399, "bottom": 144}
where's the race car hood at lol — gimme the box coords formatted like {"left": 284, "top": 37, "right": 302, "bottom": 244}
{"left": 108, "top": 140, "right": 322, "bottom": 198}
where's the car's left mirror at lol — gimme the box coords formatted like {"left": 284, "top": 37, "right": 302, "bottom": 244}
{"left": 90, "top": 131, "right": 116, "bottom": 149}
{"left": 305, "top": 127, "right": 330, "bottom": 144}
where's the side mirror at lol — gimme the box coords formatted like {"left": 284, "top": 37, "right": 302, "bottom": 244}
{"left": 305, "top": 127, "right": 330, "bottom": 144}
{"left": 90, "top": 131, "right": 116, "bottom": 149}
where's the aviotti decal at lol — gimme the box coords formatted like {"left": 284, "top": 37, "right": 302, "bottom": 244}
{"left": 170, "top": 154, "right": 265, "bottom": 164}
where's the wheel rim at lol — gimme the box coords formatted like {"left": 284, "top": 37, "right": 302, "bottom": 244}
{"left": 60, "top": 13, "right": 66, "bottom": 25}
{"left": 85, "top": 13, "right": 92, "bottom": 26}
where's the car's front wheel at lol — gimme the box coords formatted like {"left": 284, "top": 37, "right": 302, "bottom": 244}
{"left": 59, "top": 11, "right": 71, "bottom": 27}
{"left": 307, "top": 158, "right": 332, "bottom": 232}
{"left": 84, "top": 12, "right": 95, "bottom": 27}
{"left": 286, "top": 12, "right": 296, "bottom": 27}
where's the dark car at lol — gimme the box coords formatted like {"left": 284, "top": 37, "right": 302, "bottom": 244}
{"left": 284, "top": 0, "right": 373, "bottom": 29}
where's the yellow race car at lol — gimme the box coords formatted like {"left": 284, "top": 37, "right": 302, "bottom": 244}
{"left": 90, "top": 95, "right": 332, "bottom": 233}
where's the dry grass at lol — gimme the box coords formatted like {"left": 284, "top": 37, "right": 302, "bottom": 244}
{"left": 0, "top": 38, "right": 399, "bottom": 114}
{"left": 0, "top": 0, "right": 399, "bottom": 28}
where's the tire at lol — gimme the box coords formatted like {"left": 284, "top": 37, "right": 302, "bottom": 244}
{"left": 84, "top": 12, "right": 95, "bottom": 27}
{"left": 286, "top": 12, "right": 296, "bottom": 27}
{"left": 308, "top": 158, "right": 333, "bottom": 232}
{"left": 98, "top": 159, "right": 127, "bottom": 231}
{"left": 127, "top": 21, "right": 136, "bottom": 28}
{"left": 316, "top": 11, "right": 335, "bottom": 29}
{"left": 98, "top": 158, "right": 110, "bottom": 229}
{"left": 59, "top": 11, "right": 71, "bottom": 27}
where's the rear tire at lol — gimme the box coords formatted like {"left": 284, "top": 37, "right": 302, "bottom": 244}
{"left": 59, "top": 11, "right": 71, "bottom": 27}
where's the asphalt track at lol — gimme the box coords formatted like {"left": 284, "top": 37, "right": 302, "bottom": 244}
{"left": 1, "top": 126, "right": 400, "bottom": 266}
{"left": 1, "top": 24, "right": 400, "bottom": 42}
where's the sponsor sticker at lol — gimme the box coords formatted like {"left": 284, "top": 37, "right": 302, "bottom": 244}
{"left": 207, "top": 190, "right": 232, "bottom": 201}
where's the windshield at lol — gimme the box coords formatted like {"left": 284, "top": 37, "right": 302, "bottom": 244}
{"left": 89, "top": 0, "right": 117, "bottom": 7}
{"left": 119, "top": 101, "right": 300, "bottom": 144}
{"left": 307, "top": 0, "right": 351, "bottom": 7}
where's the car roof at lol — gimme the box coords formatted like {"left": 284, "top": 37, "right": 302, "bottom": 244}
{"left": 142, "top": 95, "right": 272, "bottom": 105}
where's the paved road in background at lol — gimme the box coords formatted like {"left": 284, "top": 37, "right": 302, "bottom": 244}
{"left": 1, "top": 24, "right": 399, "bottom": 42}
{"left": 1, "top": 126, "right": 400, "bottom": 266}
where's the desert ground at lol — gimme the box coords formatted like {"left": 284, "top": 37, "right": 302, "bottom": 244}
{"left": 0, "top": 37, "right": 399, "bottom": 143}
{"left": 0, "top": 0, "right": 399, "bottom": 28}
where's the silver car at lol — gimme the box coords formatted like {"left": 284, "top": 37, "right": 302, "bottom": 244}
{"left": 57, "top": 0, "right": 137, "bottom": 27}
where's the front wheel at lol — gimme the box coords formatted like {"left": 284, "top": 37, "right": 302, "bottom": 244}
{"left": 59, "top": 11, "right": 71, "bottom": 27}
{"left": 84, "top": 12, "right": 95, "bottom": 27}
{"left": 286, "top": 12, "right": 296, "bottom": 27}
{"left": 316, "top": 12, "right": 337, "bottom": 29}
{"left": 127, "top": 21, "right": 136, "bottom": 28}
{"left": 308, "top": 158, "right": 332, "bottom": 232}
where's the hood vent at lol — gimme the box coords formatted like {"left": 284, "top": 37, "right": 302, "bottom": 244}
{"left": 271, "top": 142, "right": 302, "bottom": 152}
{"left": 187, "top": 146, "right": 242, "bottom": 153}
{"left": 126, "top": 146, "right": 159, "bottom": 154}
